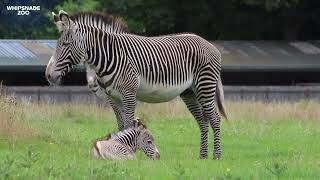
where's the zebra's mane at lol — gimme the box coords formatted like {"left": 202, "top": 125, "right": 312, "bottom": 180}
{"left": 69, "top": 12, "right": 128, "bottom": 34}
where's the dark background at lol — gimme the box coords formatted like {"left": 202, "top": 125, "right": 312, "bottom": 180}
{"left": 1, "top": 0, "right": 320, "bottom": 40}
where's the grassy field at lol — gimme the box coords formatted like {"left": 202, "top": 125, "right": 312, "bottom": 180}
{"left": 0, "top": 95, "right": 320, "bottom": 179}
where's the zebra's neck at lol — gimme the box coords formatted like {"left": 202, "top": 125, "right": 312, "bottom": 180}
{"left": 110, "top": 128, "right": 138, "bottom": 153}
{"left": 81, "top": 25, "right": 116, "bottom": 77}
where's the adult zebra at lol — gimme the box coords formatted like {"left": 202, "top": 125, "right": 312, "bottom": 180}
{"left": 46, "top": 10, "right": 227, "bottom": 159}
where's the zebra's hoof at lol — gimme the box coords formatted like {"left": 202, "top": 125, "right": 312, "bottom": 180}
{"left": 214, "top": 155, "right": 221, "bottom": 160}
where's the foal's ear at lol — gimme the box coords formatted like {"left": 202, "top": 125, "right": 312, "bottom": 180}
{"left": 105, "top": 133, "right": 112, "bottom": 140}
{"left": 134, "top": 117, "right": 147, "bottom": 128}
{"left": 133, "top": 118, "right": 139, "bottom": 128}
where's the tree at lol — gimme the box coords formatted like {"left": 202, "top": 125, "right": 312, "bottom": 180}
{"left": 0, "top": 0, "right": 320, "bottom": 40}
{"left": 237, "top": 0, "right": 320, "bottom": 40}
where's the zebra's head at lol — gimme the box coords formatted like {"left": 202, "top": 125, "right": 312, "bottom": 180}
{"left": 134, "top": 118, "right": 160, "bottom": 160}
{"left": 46, "top": 10, "right": 86, "bottom": 85}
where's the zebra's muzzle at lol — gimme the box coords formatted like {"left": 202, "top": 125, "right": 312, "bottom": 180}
{"left": 46, "top": 56, "right": 62, "bottom": 85}
{"left": 46, "top": 71, "right": 61, "bottom": 86}
{"left": 155, "top": 152, "right": 160, "bottom": 160}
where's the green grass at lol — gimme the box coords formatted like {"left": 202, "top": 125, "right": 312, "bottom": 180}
{"left": 0, "top": 97, "right": 320, "bottom": 179}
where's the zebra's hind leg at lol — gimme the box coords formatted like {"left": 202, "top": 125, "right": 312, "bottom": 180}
{"left": 180, "top": 89, "right": 209, "bottom": 159}
{"left": 209, "top": 109, "right": 221, "bottom": 160}
{"left": 195, "top": 79, "right": 222, "bottom": 160}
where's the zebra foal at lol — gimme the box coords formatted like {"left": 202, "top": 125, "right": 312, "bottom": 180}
{"left": 92, "top": 118, "right": 160, "bottom": 160}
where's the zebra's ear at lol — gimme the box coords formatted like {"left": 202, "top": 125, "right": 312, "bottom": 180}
{"left": 52, "top": 12, "right": 59, "bottom": 22}
{"left": 59, "top": 10, "right": 69, "bottom": 22}
{"left": 52, "top": 11, "right": 63, "bottom": 32}
{"left": 135, "top": 117, "right": 147, "bottom": 129}
{"left": 105, "top": 133, "right": 112, "bottom": 140}
{"left": 58, "top": 10, "right": 71, "bottom": 30}
{"left": 133, "top": 118, "right": 140, "bottom": 128}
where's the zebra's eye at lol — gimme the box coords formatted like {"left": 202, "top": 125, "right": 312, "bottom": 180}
{"left": 147, "top": 140, "right": 152, "bottom": 144}
{"left": 62, "top": 41, "right": 71, "bottom": 46}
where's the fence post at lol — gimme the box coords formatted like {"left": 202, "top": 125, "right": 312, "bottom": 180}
{"left": 68, "top": 89, "right": 71, "bottom": 102}
{"left": 240, "top": 87, "right": 244, "bottom": 100}
{"left": 305, "top": 88, "right": 310, "bottom": 99}
{"left": 265, "top": 87, "right": 269, "bottom": 101}
{"left": 37, "top": 88, "right": 40, "bottom": 103}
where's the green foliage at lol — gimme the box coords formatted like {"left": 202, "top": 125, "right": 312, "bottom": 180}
{"left": 95, "top": 0, "right": 176, "bottom": 34}
{"left": 44, "top": 163, "right": 62, "bottom": 178}
{"left": 0, "top": 155, "right": 14, "bottom": 179}
{"left": 88, "top": 163, "right": 133, "bottom": 180}
{"left": 266, "top": 161, "right": 287, "bottom": 179}
{"left": 18, "top": 145, "right": 40, "bottom": 169}
{"left": 216, "top": 168, "right": 242, "bottom": 180}
{"left": 1, "top": 0, "right": 320, "bottom": 39}
{"left": 55, "top": 0, "right": 98, "bottom": 13}
{"left": 238, "top": 0, "right": 300, "bottom": 11}
{"left": 173, "top": 162, "right": 189, "bottom": 180}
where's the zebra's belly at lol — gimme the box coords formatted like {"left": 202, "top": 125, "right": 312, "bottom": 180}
{"left": 136, "top": 78, "right": 193, "bottom": 103}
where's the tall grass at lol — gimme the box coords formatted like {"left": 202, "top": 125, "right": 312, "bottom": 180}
{"left": 16, "top": 99, "right": 320, "bottom": 124}
{"left": 0, "top": 93, "right": 320, "bottom": 179}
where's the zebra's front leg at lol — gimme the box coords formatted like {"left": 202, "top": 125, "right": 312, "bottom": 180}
{"left": 89, "top": 88, "right": 126, "bottom": 130}
{"left": 119, "top": 89, "right": 137, "bottom": 129}
{"left": 180, "top": 89, "right": 209, "bottom": 159}
{"left": 107, "top": 97, "right": 126, "bottom": 130}
{"left": 86, "top": 77, "right": 126, "bottom": 130}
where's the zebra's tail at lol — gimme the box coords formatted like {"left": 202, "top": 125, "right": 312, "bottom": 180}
{"left": 216, "top": 76, "right": 228, "bottom": 120}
